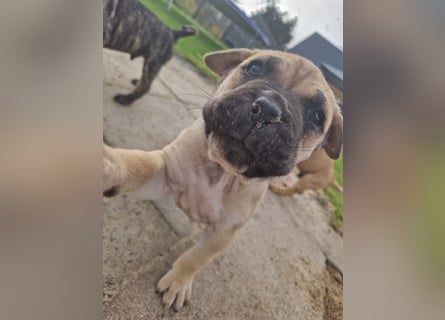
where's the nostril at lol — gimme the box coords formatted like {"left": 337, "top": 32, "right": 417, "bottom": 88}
{"left": 252, "top": 96, "right": 282, "bottom": 122}
{"left": 252, "top": 102, "right": 260, "bottom": 114}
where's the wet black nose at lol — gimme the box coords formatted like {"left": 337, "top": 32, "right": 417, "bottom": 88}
{"left": 252, "top": 96, "right": 282, "bottom": 123}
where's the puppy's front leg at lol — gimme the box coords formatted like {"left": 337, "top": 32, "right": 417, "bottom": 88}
{"left": 157, "top": 221, "right": 242, "bottom": 311}
{"left": 270, "top": 171, "right": 331, "bottom": 195}
{"left": 103, "top": 144, "right": 165, "bottom": 197}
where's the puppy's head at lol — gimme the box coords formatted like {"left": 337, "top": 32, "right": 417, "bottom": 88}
{"left": 203, "top": 49, "right": 342, "bottom": 178}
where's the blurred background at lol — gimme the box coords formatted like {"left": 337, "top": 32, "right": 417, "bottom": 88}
{"left": 0, "top": 0, "right": 444, "bottom": 319}
{"left": 345, "top": 0, "right": 445, "bottom": 318}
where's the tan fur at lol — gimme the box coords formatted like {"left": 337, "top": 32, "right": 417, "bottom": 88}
{"left": 270, "top": 149, "right": 343, "bottom": 195}
{"left": 103, "top": 120, "right": 267, "bottom": 310}
{"left": 103, "top": 49, "right": 342, "bottom": 311}
{"left": 206, "top": 50, "right": 342, "bottom": 164}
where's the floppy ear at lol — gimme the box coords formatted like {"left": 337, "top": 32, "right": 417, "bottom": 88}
{"left": 324, "top": 108, "right": 343, "bottom": 159}
{"left": 204, "top": 49, "right": 255, "bottom": 76}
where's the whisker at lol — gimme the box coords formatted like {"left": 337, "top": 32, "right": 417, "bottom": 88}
{"left": 220, "top": 83, "right": 229, "bottom": 96}
{"left": 177, "top": 93, "right": 213, "bottom": 101}
{"left": 186, "top": 81, "right": 214, "bottom": 98}
{"left": 188, "top": 105, "right": 204, "bottom": 110}
{"left": 290, "top": 146, "right": 322, "bottom": 152}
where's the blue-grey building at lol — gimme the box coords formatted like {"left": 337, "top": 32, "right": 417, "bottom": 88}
{"left": 288, "top": 32, "right": 343, "bottom": 98}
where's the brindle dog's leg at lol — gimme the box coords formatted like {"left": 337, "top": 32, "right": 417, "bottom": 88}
{"left": 113, "top": 57, "right": 162, "bottom": 106}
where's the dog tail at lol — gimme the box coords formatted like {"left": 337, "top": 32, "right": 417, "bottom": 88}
{"left": 330, "top": 180, "right": 343, "bottom": 193}
{"left": 172, "top": 25, "right": 198, "bottom": 42}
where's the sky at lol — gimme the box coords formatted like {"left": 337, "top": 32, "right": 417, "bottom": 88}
{"left": 236, "top": 0, "right": 343, "bottom": 49}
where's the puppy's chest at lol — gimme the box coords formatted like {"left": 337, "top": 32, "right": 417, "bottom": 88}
{"left": 170, "top": 168, "right": 235, "bottom": 223}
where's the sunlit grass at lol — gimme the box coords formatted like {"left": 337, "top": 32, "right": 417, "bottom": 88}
{"left": 141, "top": 0, "right": 228, "bottom": 80}
{"left": 324, "top": 155, "right": 343, "bottom": 231}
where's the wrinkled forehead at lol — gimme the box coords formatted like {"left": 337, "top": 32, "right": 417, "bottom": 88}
{"left": 223, "top": 51, "right": 326, "bottom": 93}
{"left": 242, "top": 52, "right": 336, "bottom": 111}
{"left": 217, "top": 50, "right": 338, "bottom": 130}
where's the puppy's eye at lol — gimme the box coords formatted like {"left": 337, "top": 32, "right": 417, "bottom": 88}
{"left": 245, "top": 61, "right": 262, "bottom": 77}
{"left": 304, "top": 108, "right": 325, "bottom": 133}
{"left": 302, "top": 91, "right": 327, "bottom": 133}
{"left": 312, "top": 110, "right": 324, "bottom": 125}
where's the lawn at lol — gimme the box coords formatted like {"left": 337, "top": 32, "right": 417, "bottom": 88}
{"left": 140, "top": 0, "right": 228, "bottom": 79}
{"left": 324, "top": 156, "right": 343, "bottom": 231}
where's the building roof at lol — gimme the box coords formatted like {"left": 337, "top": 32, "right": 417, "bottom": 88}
{"left": 288, "top": 32, "right": 343, "bottom": 70}
{"left": 320, "top": 63, "right": 343, "bottom": 90}
{"left": 289, "top": 32, "right": 343, "bottom": 90}
{"left": 321, "top": 62, "right": 342, "bottom": 80}
{"left": 208, "top": 0, "right": 271, "bottom": 46}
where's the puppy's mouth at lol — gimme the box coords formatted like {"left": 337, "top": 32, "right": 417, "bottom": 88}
{"left": 203, "top": 83, "right": 302, "bottom": 178}
{"left": 207, "top": 133, "right": 248, "bottom": 176}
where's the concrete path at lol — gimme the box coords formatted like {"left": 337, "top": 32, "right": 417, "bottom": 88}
{"left": 103, "top": 49, "right": 343, "bottom": 320}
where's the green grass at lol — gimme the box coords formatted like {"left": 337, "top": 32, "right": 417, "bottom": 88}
{"left": 323, "top": 156, "right": 343, "bottom": 231}
{"left": 140, "top": 0, "right": 228, "bottom": 79}
{"left": 413, "top": 150, "right": 445, "bottom": 283}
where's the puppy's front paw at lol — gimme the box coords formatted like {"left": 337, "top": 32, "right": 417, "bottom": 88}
{"left": 113, "top": 94, "right": 133, "bottom": 106}
{"left": 269, "top": 181, "right": 286, "bottom": 193}
{"left": 103, "top": 146, "right": 121, "bottom": 197}
{"left": 103, "top": 185, "right": 119, "bottom": 198}
{"left": 157, "top": 268, "right": 193, "bottom": 311}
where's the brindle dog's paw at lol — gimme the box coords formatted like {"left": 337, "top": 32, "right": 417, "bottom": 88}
{"left": 113, "top": 94, "right": 133, "bottom": 106}
{"left": 157, "top": 268, "right": 193, "bottom": 311}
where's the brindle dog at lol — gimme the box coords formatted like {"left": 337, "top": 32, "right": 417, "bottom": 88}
{"left": 103, "top": 0, "right": 198, "bottom": 105}
{"left": 103, "top": 49, "right": 343, "bottom": 310}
